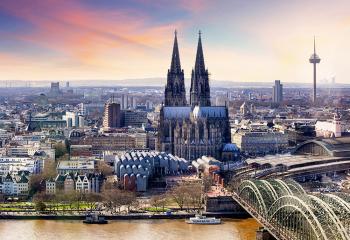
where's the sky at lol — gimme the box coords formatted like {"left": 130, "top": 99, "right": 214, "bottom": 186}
{"left": 0, "top": 0, "right": 350, "bottom": 83}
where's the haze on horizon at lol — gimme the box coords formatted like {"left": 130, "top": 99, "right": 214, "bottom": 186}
{"left": 0, "top": 0, "right": 349, "bottom": 84}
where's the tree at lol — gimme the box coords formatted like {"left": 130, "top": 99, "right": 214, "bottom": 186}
{"left": 85, "top": 193, "right": 102, "bottom": 211}
{"left": 33, "top": 191, "right": 48, "bottom": 202}
{"left": 187, "top": 184, "right": 203, "bottom": 210}
{"left": 202, "top": 175, "right": 214, "bottom": 193}
{"left": 169, "top": 183, "right": 189, "bottom": 211}
{"left": 54, "top": 142, "right": 67, "bottom": 160}
{"left": 96, "top": 161, "right": 113, "bottom": 176}
{"left": 101, "top": 178, "right": 118, "bottom": 192}
{"left": 46, "top": 194, "right": 59, "bottom": 213}
{"left": 119, "top": 191, "right": 137, "bottom": 213}
{"left": 169, "top": 182, "right": 203, "bottom": 211}
{"left": 34, "top": 201, "right": 46, "bottom": 212}
{"left": 102, "top": 189, "right": 121, "bottom": 213}
{"left": 102, "top": 189, "right": 137, "bottom": 214}
{"left": 72, "top": 191, "right": 85, "bottom": 211}
{"left": 42, "top": 160, "right": 57, "bottom": 179}
{"left": 58, "top": 190, "right": 78, "bottom": 211}
{"left": 150, "top": 194, "right": 168, "bottom": 212}
{"left": 29, "top": 174, "right": 44, "bottom": 196}
{"left": 149, "top": 195, "right": 162, "bottom": 211}
{"left": 28, "top": 160, "right": 57, "bottom": 197}
{"left": 33, "top": 192, "right": 57, "bottom": 212}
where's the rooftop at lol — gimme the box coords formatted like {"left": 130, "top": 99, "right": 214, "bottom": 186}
{"left": 293, "top": 137, "right": 350, "bottom": 157}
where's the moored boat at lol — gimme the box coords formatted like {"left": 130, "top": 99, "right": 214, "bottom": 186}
{"left": 83, "top": 213, "right": 108, "bottom": 224}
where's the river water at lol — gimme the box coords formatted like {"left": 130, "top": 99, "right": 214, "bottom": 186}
{"left": 0, "top": 218, "right": 260, "bottom": 240}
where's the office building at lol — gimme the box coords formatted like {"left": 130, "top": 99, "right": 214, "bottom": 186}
{"left": 272, "top": 80, "right": 283, "bottom": 103}
{"left": 122, "top": 110, "right": 148, "bottom": 127}
{"left": 103, "top": 97, "right": 121, "bottom": 129}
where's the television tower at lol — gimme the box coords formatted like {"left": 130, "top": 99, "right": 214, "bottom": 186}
{"left": 309, "top": 36, "right": 321, "bottom": 103}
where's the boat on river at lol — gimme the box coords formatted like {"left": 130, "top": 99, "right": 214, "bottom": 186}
{"left": 83, "top": 213, "right": 108, "bottom": 224}
{"left": 186, "top": 214, "right": 221, "bottom": 224}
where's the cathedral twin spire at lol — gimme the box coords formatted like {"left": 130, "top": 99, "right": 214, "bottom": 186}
{"left": 190, "top": 31, "right": 211, "bottom": 106}
{"left": 165, "top": 30, "right": 211, "bottom": 107}
{"left": 170, "top": 30, "right": 181, "bottom": 74}
{"left": 164, "top": 30, "right": 186, "bottom": 106}
{"left": 194, "top": 31, "right": 206, "bottom": 75}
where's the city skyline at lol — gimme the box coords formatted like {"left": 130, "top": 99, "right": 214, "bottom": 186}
{"left": 0, "top": 1, "right": 349, "bottom": 239}
{"left": 0, "top": 0, "right": 350, "bottom": 83}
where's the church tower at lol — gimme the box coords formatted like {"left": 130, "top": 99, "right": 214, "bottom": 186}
{"left": 164, "top": 30, "right": 187, "bottom": 106}
{"left": 190, "top": 31, "right": 211, "bottom": 107}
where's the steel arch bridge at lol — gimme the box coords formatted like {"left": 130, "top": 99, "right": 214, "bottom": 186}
{"left": 230, "top": 179, "right": 350, "bottom": 240}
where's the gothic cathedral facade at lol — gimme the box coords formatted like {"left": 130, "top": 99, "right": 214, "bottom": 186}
{"left": 158, "top": 31, "right": 231, "bottom": 161}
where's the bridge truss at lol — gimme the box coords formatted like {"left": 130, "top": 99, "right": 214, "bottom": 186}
{"left": 230, "top": 179, "right": 350, "bottom": 240}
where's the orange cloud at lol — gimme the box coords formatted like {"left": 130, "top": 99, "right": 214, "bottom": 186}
{"left": 0, "top": 0, "right": 181, "bottom": 67}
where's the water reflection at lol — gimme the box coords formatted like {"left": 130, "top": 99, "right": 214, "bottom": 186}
{"left": 0, "top": 218, "right": 260, "bottom": 240}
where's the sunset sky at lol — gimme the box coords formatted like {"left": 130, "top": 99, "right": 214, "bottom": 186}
{"left": 0, "top": 0, "right": 350, "bottom": 83}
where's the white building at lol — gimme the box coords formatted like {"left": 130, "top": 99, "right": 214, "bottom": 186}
{"left": 16, "top": 175, "right": 29, "bottom": 195}
{"left": 45, "top": 180, "right": 56, "bottom": 194}
{"left": 11, "top": 135, "right": 43, "bottom": 145}
{"left": 7, "top": 145, "right": 55, "bottom": 160}
{"left": 57, "top": 160, "right": 95, "bottom": 175}
{"left": 315, "top": 113, "right": 342, "bottom": 138}
{"left": 63, "top": 111, "right": 84, "bottom": 128}
{"left": 232, "top": 130, "right": 289, "bottom": 155}
{"left": 0, "top": 173, "right": 29, "bottom": 196}
{"left": 0, "top": 157, "right": 41, "bottom": 178}
{"left": 47, "top": 173, "right": 103, "bottom": 194}
{"left": 75, "top": 175, "right": 91, "bottom": 193}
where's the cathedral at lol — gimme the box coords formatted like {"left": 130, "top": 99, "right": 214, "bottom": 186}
{"left": 158, "top": 31, "right": 231, "bottom": 161}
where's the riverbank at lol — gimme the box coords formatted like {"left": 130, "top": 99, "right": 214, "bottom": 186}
{"left": 0, "top": 211, "right": 250, "bottom": 220}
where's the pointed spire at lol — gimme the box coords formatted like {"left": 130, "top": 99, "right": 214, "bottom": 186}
{"left": 165, "top": 30, "right": 187, "bottom": 106}
{"left": 170, "top": 30, "right": 181, "bottom": 73}
{"left": 194, "top": 30, "right": 205, "bottom": 74}
{"left": 190, "top": 30, "right": 211, "bottom": 107}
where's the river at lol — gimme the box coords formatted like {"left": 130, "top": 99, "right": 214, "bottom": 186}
{"left": 0, "top": 218, "right": 260, "bottom": 240}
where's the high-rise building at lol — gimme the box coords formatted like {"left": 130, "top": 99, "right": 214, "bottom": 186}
{"left": 102, "top": 96, "right": 121, "bottom": 129}
{"left": 309, "top": 37, "right": 321, "bottom": 103}
{"left": 50, "top": 82, "right": 60, "bottom": 95}
{"left": 272, "top": 80, "right": 283, "bottom": 103}
{"left": 164, "top": 30, "right": 187, "bottom": 106}
{"left": 240, "top": 102, "right": 249, "bottom": 115}
{"left": 190, "top": 31, "right": 211, "bottom": 107}
{"left": 64, "top": 111, "right": 84, "bottom": 128}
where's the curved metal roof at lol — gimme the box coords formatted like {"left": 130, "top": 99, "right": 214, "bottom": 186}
{"left": 293, "top": 137, "right": 350, "bottom": 157}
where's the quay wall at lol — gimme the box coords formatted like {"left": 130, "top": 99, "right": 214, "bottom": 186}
{"left": 0, "top": 212, "right": 249, "bottom": 220}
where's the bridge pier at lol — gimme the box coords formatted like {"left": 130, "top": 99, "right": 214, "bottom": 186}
{"left": 256, "top": 227, "right": 276, "bottom": 240}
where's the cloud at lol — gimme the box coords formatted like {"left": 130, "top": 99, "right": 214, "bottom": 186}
{"left": 0, "top": 0, "right": 350, "bottom": 83}
{"left": 0, "top": 0, "right": 181, "bottom": 68}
